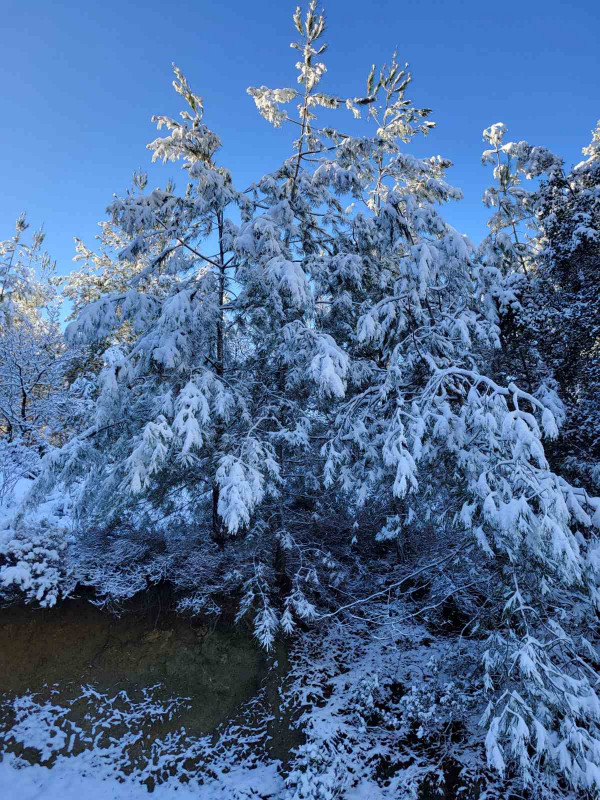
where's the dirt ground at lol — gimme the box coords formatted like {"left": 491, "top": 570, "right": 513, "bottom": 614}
{"left": 0, "top": 595, "right": 287, "bottom": 737}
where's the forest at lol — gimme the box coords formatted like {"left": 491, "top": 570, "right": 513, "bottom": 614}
{"left": 1, "top": 3, "right": 599, "bottom": 798}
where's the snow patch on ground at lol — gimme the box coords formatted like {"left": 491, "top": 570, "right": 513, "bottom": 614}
{"left": 0, "top": 754, "right": 282, "bottom": 799}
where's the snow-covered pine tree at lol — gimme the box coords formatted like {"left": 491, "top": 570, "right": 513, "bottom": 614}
{"left": 240, "top": 11, "right": 600, "bottom": 793}
{"left": 0, "top": 215, "right": 81, "bottom": 501}
{"left": 323, "top": 108, "right": 600, "bottom": 794}
{"left": 476, "top": 119, "right": 600, "bottom": 494}
{"left": 326, "top": 113, "right": 600, "bottom": 791}
{"left": 273, "top": 44, "right": 600, "bottom": 800}
{"left": 56, "top": 193, "right": 174, "bottom": 411}
{"left": 531, "top": 121, "right": 600, "bottom": 491}
{"left": 474, "top": 123, "right": 563, "bottom": 400}
{"left": 59, "top": 212, "right": 155, "bottom": 323}
{"left": 27, "top": 67, "right": 291, "bottom": 632}
{"left": 223, "top": 2, "right": 458, "bottom": 637}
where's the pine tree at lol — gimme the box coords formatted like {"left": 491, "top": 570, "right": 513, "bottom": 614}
{"left": 477, "top": 120, "right": 600, "bottom": 493}
{"left": 29, "top": 67, "right": 289, "bottom": 639}
{"left": 0, "top": 215, "right": 81, "bottom": 501}
{"left": 532, "top": 122, "right": 600, "bottom": 490}
{"left": 475, "top": 123, "right": 562, "bottom": 397}
{"left": 246, "top": 14, "right": 600, "bottom": 792}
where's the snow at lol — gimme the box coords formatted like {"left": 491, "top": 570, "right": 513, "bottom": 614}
{"left": 0, "top": 755, "right": 282, "bottom": 800}
{"left": 10, "top": 478, "right": 34, "bottom": 507}
{"left": 0, "top": 684, "right": 284, "bottom": 799}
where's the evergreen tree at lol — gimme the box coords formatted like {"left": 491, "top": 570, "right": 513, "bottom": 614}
{"left": 532, "top": 122, "right": 600, "bottom": 490}
{"left": 477, "top": 120, "right": 600, "bottom": 493}
{"left": 0, "top": 215, "right": 81, "bottom": 501}
{"left": 475, "top": 123, "right": 562, "bottom": 397}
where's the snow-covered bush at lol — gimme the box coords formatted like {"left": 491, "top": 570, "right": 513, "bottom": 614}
{"left": 284, "top": 740, "right": 349, "bottom": 800}
{"left": 0, "top": 519, "right": 73, "bottom": 607}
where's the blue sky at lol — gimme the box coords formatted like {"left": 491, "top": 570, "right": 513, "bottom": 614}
{"left": 2, "top": 0, "right": 599, "bottom": 275}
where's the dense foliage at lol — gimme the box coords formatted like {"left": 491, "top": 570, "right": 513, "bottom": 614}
{"left": 1, "top": 4, "right": 599, "bottom": 797}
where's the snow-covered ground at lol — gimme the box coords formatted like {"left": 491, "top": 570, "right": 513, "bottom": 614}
{"left": 0, "top": 611, "right": 487, "bottom": 800}
{"left": 0, "top": 684, "right": 283, "bottom": 799}
{"left": 0, "top": 755, "right": 282, "bottom": 799}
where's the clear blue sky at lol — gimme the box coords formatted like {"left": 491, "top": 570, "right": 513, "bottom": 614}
{"left": 2, "top": 0, "right": 599, "bottom": 275}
